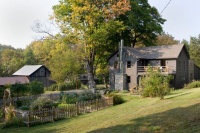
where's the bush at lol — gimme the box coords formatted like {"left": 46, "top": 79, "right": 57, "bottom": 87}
{"left": 66, "top": 93, "right": 79, "bottom": 104}
{"left": 184, "top": 80, "right": 200, "bottom": 89}
{"left": 19, "top": 106, "right": 30, "bottom": 111}
{"left": 57, "top": 83, "right": 67, "bottom": 91}
{"left": 29, "top": 81, "right": 44, "bottom": 95}
{"left": 78, "top": 91, "right": 101, "bottom": 101}
{"left": 2, "top": 117, "right": 24, "bottom": 128}
{"left": 44, "top": 84, "right": 58, "bottom": 91}
{"left": 140, "top": 67, "right": 173, "bottom": 99}
{"left": 113, "top": 95, "right": 124, "bottom": 105}
{"left": 16, "top": 99, "right": 22, "bottom": 108}
{"left": 30, "top": 97, "right": 54, "bottom": 110}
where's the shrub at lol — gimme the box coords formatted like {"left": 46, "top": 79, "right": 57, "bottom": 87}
{"left": 15, "top": 99, "right": 22, "bottom": 108}
{"left": 45, "top": 84, "right": 58, "bottom": 91}
{"left": 30, "top": 97, "right": 54, "bottom": 110}
{"left": 78, "top": 91, "right": 101, "bottom": 101}
{"left": 113, "top": 95, "right": 124, "bottom": 105}
{"left": 29, "top": 81, "right": 44, "bottom": 95}
{"left": 0, "top": 108, "right": 4, "bottom": 119}
{"left": 2, "top": 117, "right": 24, "bottom": 128}
{"left": 184, "top": 80, "right": 200, "bottom": 89}
{"left": 11, "top": 83, "right": 29, "bottom": 97}
{"left": 57, "top": 83, "right": 67, "bottom": 91}
{"left": 140, "top": 67, "right": 173, "bottom": 99}
{"left": 66, "top": 93, "right": 79, "bottom": 104}
{"left": 19, "top": 106, "right": 29, "bottom": 110}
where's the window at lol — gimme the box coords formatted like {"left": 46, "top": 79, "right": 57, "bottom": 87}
{"left": 127, "top": 76, "right": 131, "bottom": 83}
{"left": 114, "top": 61, "right": 118, "bottom": 69}
{"left": 127, "top": 61, "right": 131, "bottom": 68}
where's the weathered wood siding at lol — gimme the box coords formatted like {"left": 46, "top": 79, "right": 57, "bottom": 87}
{"left": 176, "top": 47, "right": 189, "bottom": 88}
{"left": 29, "top": 66, "right": 52, "bottom": 87}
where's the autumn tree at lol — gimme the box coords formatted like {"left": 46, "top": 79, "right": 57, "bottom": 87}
{"left": 155, "top": 32, "right": 179, "bottom": 46}
{"left": 53, "top": 0, "right": 130, "bottom": 91}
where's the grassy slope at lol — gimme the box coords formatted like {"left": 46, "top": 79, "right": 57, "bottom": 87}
{"left": 1, "top": 88, "right": 200, "bottom": 133}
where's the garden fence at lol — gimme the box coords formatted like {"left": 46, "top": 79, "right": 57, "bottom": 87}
{"left": 20, "top": 97, "right": 113, "bottom": 127}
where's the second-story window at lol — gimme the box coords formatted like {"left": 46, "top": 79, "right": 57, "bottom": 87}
{"left": 127, "top": 61, "right": 131, "bottom": 68}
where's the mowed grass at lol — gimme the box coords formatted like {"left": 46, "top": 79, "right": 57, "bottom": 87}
{"left": 1, "top": 88, "right": 200, "bottom": 133}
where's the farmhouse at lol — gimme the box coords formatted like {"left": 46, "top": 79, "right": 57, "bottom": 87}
{"left": 108, "top": 44, "right": 200, "bottom": 90}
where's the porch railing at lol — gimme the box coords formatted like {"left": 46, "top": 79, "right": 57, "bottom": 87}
{"left": 137, "top": 66, "right": 176, "bottom": 74}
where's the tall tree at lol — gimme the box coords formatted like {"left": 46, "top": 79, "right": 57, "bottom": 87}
{"left": 118, "top": 0, "right": 165, "bottom": 47}
{"left": 0, "top": 49, "right": 24, "bottom": 76}
{"left": 189, "top": 35, "right": 200, "bottom": 67}
{"left": 48, "top": 42, "right": 83, "bottom": 83}
{"left": 53, "top": 0, "right": 130, "bottom": 90}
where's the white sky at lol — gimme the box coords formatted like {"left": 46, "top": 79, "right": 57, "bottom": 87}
{"left": 0, "top": 0, "right": 200, "bottom": 49}
{"left": 0, "top": 0, "right": 58, "bottom": 49}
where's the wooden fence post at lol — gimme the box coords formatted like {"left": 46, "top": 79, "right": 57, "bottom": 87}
{"left": 96, "top": 99, "right": 98, "bottom": 111}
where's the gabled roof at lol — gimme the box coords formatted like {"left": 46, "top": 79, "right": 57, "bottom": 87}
{"left": 124, "top": 46, "right": 146, "bottom": 58}
{"left": 0, "top": 77, "right": 29, "bottom": 86}
{"left": 108, "top": 44, "right": 186, "bottom": 60}
{"left": 13, "top": 65, "right": 43, "bottom": 76}
{"left": 136, "top": 44, "right": 185, "bottom": 59}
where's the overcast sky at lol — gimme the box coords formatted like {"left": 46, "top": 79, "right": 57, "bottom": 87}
{"left": 0, "top": 0, "right": 200, "bottom": 49}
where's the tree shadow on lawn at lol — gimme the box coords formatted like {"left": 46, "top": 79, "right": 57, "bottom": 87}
{"left": 165, "top": 92, "right": 191, "bottom": 100}
{"left": 89, "top": 103, "right": 200, "bottom": 133}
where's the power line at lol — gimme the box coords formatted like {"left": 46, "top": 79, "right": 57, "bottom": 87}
{"left": 160, "top": 0, "right": 172, "bottom": 14}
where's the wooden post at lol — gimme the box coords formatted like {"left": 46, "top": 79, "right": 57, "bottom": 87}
{"left": 28, "top": 111, "right": 30, "bottom": 127}
{"left": 96, "top": 99, "right": 98, "bottom": 111}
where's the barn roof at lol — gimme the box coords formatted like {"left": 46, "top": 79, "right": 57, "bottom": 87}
{"left": 0, "top": 77, "right": 29, "bottom": 86}
{"left": 13, "top": 65, "right": 43, "bottom": 76}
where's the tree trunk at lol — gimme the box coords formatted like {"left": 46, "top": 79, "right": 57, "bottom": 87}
{"left": 86, "top": 61, "right": 96, "bottom": 93}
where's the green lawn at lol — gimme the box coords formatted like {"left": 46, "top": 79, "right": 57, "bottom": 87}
{"left": 1, "top": 88, "right": 200, "bottom": 133}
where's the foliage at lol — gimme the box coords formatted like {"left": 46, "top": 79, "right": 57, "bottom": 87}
{"left": 10, "top": 83, "right": 29, "bottom": 97}
{"left": 1, "top": 89, "right": 200, "bottom": 132}
{"left": 30, "top": 97, "right": 54, "bottom": 110}
{"left": 189, "top": 35, "right": 200, "bottom": 67}
{"left": 29, "top": 81, "right": 44, "bottom": 95}
{"left": 2, "top": 117, "right": 24, "bottom": 129}
{"left": 45, "top": 81, "right": 81, "bottom": 92}
{"left": 140, "top": 67, "right": 173, "bottom": 99}
{"left": 113, "top": 95, "right": 125, "bottom": 106}
{"left": 155, "top": 32, "right": 179, "bottom": 46}
{"left": 0, "top": 48, "right": 24, "bottom": 76}
{"left": 118, "top": 0, "right": 165, "bottom": 47}
{"left": 184, "top": 80, "right": 200, "bottom": 89}
{"left": 0, "top": 108, "right": 4, "bottom": 119}
{"left": 19, "top": 106, "right": 30, "bottom": 111}
{"left": 5, "top": 105, "right": 15, "bottom": 122}
{"left": 53, "top": 0, "right": 130, "bottom": 89}
{"left": 79, "top": 91, "right": 101, "bottom": 101}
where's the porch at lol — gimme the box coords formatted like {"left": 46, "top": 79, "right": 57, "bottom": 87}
{"left": 137, "top": 66, "right": 176, "bottom": 75}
